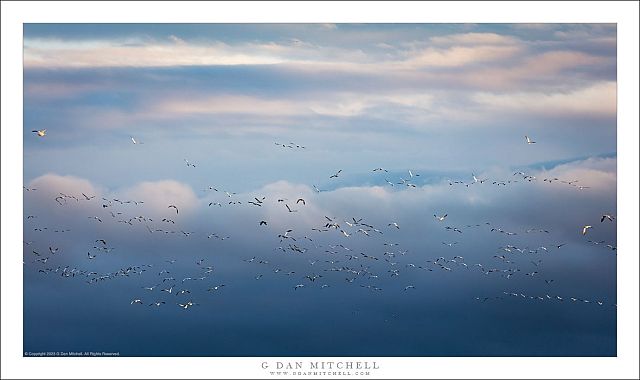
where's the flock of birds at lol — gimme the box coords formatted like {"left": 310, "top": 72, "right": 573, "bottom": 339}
{"left": 24, "top": 133, "right": 617, "bottom": 315}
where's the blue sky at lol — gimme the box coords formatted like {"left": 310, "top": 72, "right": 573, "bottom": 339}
{"left": 22, "top": 23, "right": 617, "bottom": 357}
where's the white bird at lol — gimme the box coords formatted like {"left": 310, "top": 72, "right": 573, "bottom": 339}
{"left": 294, "top": 284, "right": 305, "bottom": 290}
{"left": 582, "top": 225, "right": 592, "bottom": 235}
{"left": 130, "top": 136, "right": 143, "bottom": 145}
{"left": 32, "top": 129, "right": 46, "bottom": 137}
{"left": 434, "top": 214, "right": 447, "bottom": 222}
{"left": 130, "top": 299, "right": 143, "bottom": 305}
{"left": 525, "top": 135, "right": 536, "bottom": 144}
{"left": 178, "top": 301, "right": 196, "bottom": 309}
{"left": 388, "top": 222, "right": 399, "bottom": 229}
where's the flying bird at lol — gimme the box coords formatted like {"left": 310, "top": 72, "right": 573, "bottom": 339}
{"left": 168, "top": 205, "right": 178, "bottom": 214}
{"left": 178, "top": 301, "right": 196, "bottom": 309}
{"left": 130, "top": 136, "right": 144, "bottom": 145}
{"left": 259, "top": 220, "right": 267, "bottom": 226}
{"left": 296, "top": 198, "right": 306, "bottom": 205}
{"left": 207, "top": 285, "right": 225, "bottom": 292}
{"left": 525, "top": 135, "right": 536, "bottom": 144}
{"left": 601, "top": 214, "right": 615, "bottom": 222}
{"left": 285, "top": 204, "right": 298, "bottom": 213}
{"left": 329, "top": 169, "right": 342, "bottom": 179}
{"left": 434, "top": 214, "right": 447, "bottom": 222}
{"left": 582, "top": 225, "right": 592, "bottom": 235}
{"left": 32, "top": 129, "right": 46, "bottom": 137}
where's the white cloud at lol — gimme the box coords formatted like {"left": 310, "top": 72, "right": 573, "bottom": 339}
{"left": 118, "top": 180, "right": 199, "bottom": 218}
{"left": 24, "top": 39, "right": 289, "bottom": 68}
{"left": 404, "top": 45, "right": 522, "bottom": 68}
{"left": 472, "top": 81, "right": 616, "bottom": 117}
{"left": 430, "top": 32, "right": 518, "bottom": 46}
{"left": 28, "top": 173, "right": 103, "bottom": 197}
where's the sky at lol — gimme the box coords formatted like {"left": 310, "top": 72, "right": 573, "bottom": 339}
{"left": 22, "top": 23, "right": 617, "bottom": 357}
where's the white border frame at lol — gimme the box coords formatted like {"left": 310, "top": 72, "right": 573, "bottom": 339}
{"left": 2, "top": 1, "right": 638, "bottom": 379}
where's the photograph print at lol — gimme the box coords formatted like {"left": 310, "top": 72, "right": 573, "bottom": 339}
{"left": 22, "top": 23, "right": 617, "bottom": 357}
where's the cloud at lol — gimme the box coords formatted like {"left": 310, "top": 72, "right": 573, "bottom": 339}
{"left": 118, "top": 180, "right": 199, "bottom": 218}
{"left": 23, "top": 154, "right": 616, "bottom": 271}
{"left": 221, "top": 156, "right": 617, "bottom": 242}
{"left": 403, "top": 45, "right": 523, "bottom": 68}
{"left": 140, "top": 91, "right": 437, "bottom": 120}
{"left": 430, "top": 33, "right": 519, "bottom": 46}
{"left": 472, "top": 81, "right": 616, "bottom": 117}
{"left": 25, "top": 175, "right": 199, "bottom": 228}
{"left": 28, "top": 173, "right": 103, "bottom": 198}
{"left": 536, "top": 156, "right": 617, "bottom": 193}
{"left": 23, "top": 39, "right": 289, "bottom": 68}
{"left": 460, "top": 50, "right": 612, "bottom": 89}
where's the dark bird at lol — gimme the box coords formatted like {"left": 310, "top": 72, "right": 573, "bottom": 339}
{"left": 285, "top": 204, "right": 298, "bottom": 213}
{"left": 601, "top": 214, "right": 615, "bottom": 222}
{"left": 329, "top": 169, "right": 342, "bottom": 179}
{"left": 82, "top": 193, "right": 95, "bottom": 201}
